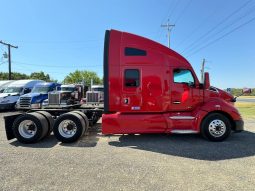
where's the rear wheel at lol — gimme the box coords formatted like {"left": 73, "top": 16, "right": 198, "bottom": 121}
{"left": 13, "top": 112, "right": 49, "bottom": 143}
{"left": 35, "top": 111, "right": 54, "bottom": 136}
{"left": 53, "top": 112, "right": 85, "bottom": 143}
{"left": 70, "top": 111, "right": 89, "bottom": 133}
{"left": 201, "top": 113, "right": 231, "bottom": 142}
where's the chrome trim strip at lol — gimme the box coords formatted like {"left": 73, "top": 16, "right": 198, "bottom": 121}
{"left": 169, "top": 116, "right": 195, "bottom": 120}
{"left": 171, "top": 130, "right": 198, "bottom": 134}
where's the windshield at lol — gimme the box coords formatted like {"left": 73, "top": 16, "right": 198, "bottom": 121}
{"left": 3, "top": 87, "right": 23, "bottom": 94}
{"left": 61, "top": 87, "right": 75, "bottom": 92}
{"left": 92, "top": 87, "right": 104, "bottom": 92}
{"left": 32, "top": 86, "right": 51, "bottom": 94}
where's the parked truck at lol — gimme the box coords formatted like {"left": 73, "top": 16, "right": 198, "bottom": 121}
{"left": 85, "top": 85, "right": 104, "bottom": 104}
{"left": 0, "top": 80, "right": 15, "bottom": 93}
{"left": 16, "top": 82, "right": 61, "bottom": 110}
{"left": 0, "top": 80, "right": 44, "bottom": 110}
{"left": 43, "top": 84, "right": 84, "bottom": 108}
{"left": 4, "top": 29, "right": 248, "bottom": 144}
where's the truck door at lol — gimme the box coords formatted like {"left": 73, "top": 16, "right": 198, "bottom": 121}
{"left": 121, "top": 68, "right": 142, "bottom": 112}
{"left": 170, "top": 68, "right": 202, "bottom": 111}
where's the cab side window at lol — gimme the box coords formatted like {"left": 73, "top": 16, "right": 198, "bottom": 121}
{"left": 124, "top": 69, "right": 140, "bottom": 87}
{"left": 173, "top": 69, "right": 194, "bottom": 85}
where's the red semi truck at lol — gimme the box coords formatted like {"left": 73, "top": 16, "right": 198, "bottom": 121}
{"left": 4, "top": 29, "right": 246, "bottom": 143}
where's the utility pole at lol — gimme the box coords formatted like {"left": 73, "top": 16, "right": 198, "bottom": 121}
{"left": 0, "top": 41, "right": 18, "bottom": 80}
{"left": 201, "top": 58, "right": 206, "bottom": 83}
{"left": 161, "top": 19, "right": 175, "bottom": 48}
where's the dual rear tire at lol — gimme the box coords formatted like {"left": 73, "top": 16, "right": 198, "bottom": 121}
{"left": 13, "top": 112, "right": 52, "bottom": 144}
{"left": 53, "top": 111, "right": 89, "bottom": 143}
{"left": 13, "top": 111, "right": 89, "bottom": 144}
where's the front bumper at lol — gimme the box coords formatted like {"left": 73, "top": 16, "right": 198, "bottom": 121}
{"left": 0, "top": 103, "right": 16, "bottom": 110}
{"left": 16, "top": 103, "right": 41, "bottom": 110}
{"left": 233, "top": 120, "right": 244, "bottom": 132}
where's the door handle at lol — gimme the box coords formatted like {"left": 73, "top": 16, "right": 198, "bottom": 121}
{"left": 173, "top": 101, "right": 181, "bottom": 104}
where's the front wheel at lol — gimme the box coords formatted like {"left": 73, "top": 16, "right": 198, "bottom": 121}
{"left": 201, "top": 113, "right": 232, "bottom": 142}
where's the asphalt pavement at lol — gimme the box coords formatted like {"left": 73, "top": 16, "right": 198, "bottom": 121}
{"left": 0, "top": 112, "right": 255, "bottom": 191}
{"left": 237, "top": 98, "right": 255, "bottom": 103}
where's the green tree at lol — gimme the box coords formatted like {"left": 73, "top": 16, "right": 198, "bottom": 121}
{"left": 0, "top": 72, "right": 29, "bottom": 80}
{"left": 63, "top": 70, "right": 102, "bottom": 87}
{"left": 30, "top": 71, "right": 51, "bottom": 81}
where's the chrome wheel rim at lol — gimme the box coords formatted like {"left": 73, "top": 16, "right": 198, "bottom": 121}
{"left": 18, "top": 120, "right": 37, "bottom": 139}
{"left": 58, "top": 120, "right": 77, "bottom": 138}
{"left": 208, "top": 119, "right": 226, "bottom": 137}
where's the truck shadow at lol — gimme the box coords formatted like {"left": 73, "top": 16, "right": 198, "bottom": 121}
{"left": 10, "top": 134, "right": 59, "bottom": 148}
{"left": 61, "top": 123, "right": 101, "bottom": 147}
{"left": 9, "top": 123, "right": 101, "bottom": 148}
{"left": 108, "top": 131, "right": 255, "bottom": 161}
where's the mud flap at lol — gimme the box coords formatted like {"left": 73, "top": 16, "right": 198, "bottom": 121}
{"left": 4, "top": 114, "right": 22, "bottom": 140}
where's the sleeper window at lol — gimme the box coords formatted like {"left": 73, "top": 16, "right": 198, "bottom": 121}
{"left": 125, "top": 69, "right": 140, "bottom": 87}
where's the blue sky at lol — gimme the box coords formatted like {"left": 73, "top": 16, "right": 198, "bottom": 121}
{"left": 0, "top": 0, "right": 255, "bottom": 89}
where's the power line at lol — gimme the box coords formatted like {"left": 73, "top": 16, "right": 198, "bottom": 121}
{"left": 173, "top": 0, "right": 193, "bottom": 24}
{"left": 0, "top": 61, "right": 7, "bottom": 66}
{"left": 185, "top": 4, "right": 255, "bottom": 56}
{"left": 156, "top": 0, "right": 180, "bottom": 41}
{"left": 154, "top": 2, "right": 172, "bottom": 40}
{"left": 175, "top": 6, "right": 219, "bottom": 49}
{"left": 12, "top": 61, "right": 103, "bottom": 68}
{"left": 186, "top": 15, "right": 255, "bottom": 57}
{"left": 181, "top": 0, "right": 253, "bottom": 54}
{"left": 167, "top": 0, "right": 181, "bottom": 22}
{"left": 1, "top": 39, "right": 102, "bottom": 44}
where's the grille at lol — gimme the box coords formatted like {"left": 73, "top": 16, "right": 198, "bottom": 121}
{"left": 48, "top": 92, "right": 61, "bottom": 105}
{"left": 19, "top": 97, "right": 32, "bottom": 108}
{"left": 86, "top": 92, "right": 99, "bottom": 103}
{"left": 86, "top": 91, "right": 104, "bottom": 103}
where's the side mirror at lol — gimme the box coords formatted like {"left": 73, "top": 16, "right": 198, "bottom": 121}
{"left": 24, "top": 88, "right": 31, "bottom": 94}
{"left": 232, "top": 88, "right": 252, "bottom": 102}
{"left": 242, "top": 88, "right": 252, "bottom": 94}
{"left": 204, "top": 72, "right": 210, "bottom": 89}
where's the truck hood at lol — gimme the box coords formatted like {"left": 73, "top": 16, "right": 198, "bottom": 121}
{"left": 0, "top": 93, "right": 20, "bottom": 104}
{"left": 215, "top": 87, "right": 235, "bottom": 102}
{"left": 21, "top": 92, "right": 46, "bottom": 98}
{"left": 0, "top": 93, "right": 20, "bottom": 98}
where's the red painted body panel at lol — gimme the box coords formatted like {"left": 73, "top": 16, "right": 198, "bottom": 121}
{"left": 103, "top": 29, "right": 242, "bottom": 135}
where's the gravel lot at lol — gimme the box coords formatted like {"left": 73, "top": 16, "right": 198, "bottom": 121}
{"left": 0, "top": 112, "right": 255, "bottom": 191}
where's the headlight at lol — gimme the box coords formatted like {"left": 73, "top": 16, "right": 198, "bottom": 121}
{"left": 31, "top": 103, "right": 41, "bottom": 109}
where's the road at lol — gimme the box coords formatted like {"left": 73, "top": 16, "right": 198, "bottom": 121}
{"left": 237, "top": 98, "right": 255, "bottom": 103}
{"left": 1, "top": 112, "right": 255, "bottom": 191}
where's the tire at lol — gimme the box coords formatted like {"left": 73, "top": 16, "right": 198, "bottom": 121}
{"left": 70, "top": 111, "right": 89, "bottom": 133}
{"left": 35, "top": 111, "right": 54, "bottom": 136}
{"left": 12, "top": 112, "right": 49, "bottom": 143}
{"left": 53, "top": 112, "right": 85, "bottom": 143}
{"left": 200, "top": 113, "right": 232, "bottom": 142}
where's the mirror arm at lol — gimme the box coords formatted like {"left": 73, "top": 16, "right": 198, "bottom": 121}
{"left": 232, "top": 92, "right": 245, "bottom": 102}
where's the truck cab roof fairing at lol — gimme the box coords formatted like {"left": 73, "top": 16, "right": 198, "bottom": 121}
{"left": 116, "top": 29, "right": 192, "bottom": 68}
